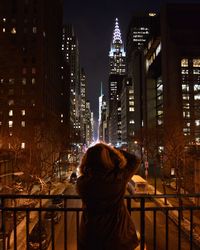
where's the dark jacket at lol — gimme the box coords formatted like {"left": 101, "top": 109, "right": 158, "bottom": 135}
{"left": 76, "top": 150, "right": 140, "bottom": 250}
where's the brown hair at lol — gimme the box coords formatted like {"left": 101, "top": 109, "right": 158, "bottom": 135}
{"left": 79, "top": 142, "right": 127, "bottom": 175}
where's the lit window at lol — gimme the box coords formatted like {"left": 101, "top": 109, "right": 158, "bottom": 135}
{"left": 194, "top": 84, "right": 200, "bottom": 91}
{"left": 181, "top": 59, "right": 188, "bottom": 67}
{"left": 8, "top": 100, "right": 14, "bottom": 106}
{"left": 194, "top": 94, "right": 200, "bottom": 100}
{"left": 61, "top": 114, "right": 63, "bottom": 118}
{"left": 21, "top": 142, "right": 25, "bottom": 149}
{"left": 11, "top": 27, "right": 16, "bottom": 34}
{"left": 193, "top": 59, "right": 200, "bottom": 67}
{"left": 3, "top": 28, "right": 5, "bottom": 32}
{"left": 32, "top": 68, "right": 36, "bottom": 74}
{"left": 129, "top": 107, "right": 135, "bottom": 112}
{"left": 61, "top": 120, "right": 63, "bottom": 123}
{"left": 129, "top": 101, "right": 134, "bottom": 106}
{"left": 9, "top": 78, "right": 14, "bottom": 84}
{"left": 129, "top": 95, "right": 134, "bottom": 100}
{"left": 8, "top": 121, "right": 13, "bottom": 128}
{"left": 9, "top": 110, "right": 13, "bottom": 116}
{"left": 22, "top": 78, "right": 26, "bottom": 85}
{"left": 21, "top": 110, "right": 26, "bottom": 116}
{"left": 182, "top": 94, "right": 190, "bottom": 100}
{"left": 157, "top": 85, "right": 163, "bottom": 91}
{"left": 193, "top": 69, "right": 200, "bottom": 75}
{"left": 129, "top": 120, "right": 135, "bottom": 124}
{"left": 31, "top": 100, "right": 35, "bottom": 106}
{"left": 195, "top": 120, "right": 200, "bottom": 126}
{"left": 182, "top": 84, "right": 189, "bottom": 91}
{"left": 9, "top": 132, "right": 12, "bottom": 136}
{"left": 0, "top": 121, "right": 2, "bottom": 125}
{"left": 21, "top": 121, "right": 25, "bottom": 127}
{"left": 3, "top": 18, "right": 6, "bottom": 22}
{"left": 32, "top": 78, "right": 36, "bottom": 84}
{"left": 33, "top": 27, "right": 37, "bottom": 33}
{"left": 129, "top": 90, "right": 134, "bottom": 94}
{"left": 158, "top": 120, "right": 163, "bottom": 125}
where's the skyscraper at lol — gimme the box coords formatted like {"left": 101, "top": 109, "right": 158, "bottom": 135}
{"left": 62, "top": 24, "right": 81, "bottom": 145}
{"left": 108, "top": 18, "right": 126, "bottom": 146}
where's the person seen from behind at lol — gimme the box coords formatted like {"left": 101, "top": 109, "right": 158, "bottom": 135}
{"left": 76, "top": 142, "right": 141, "bottom": 250}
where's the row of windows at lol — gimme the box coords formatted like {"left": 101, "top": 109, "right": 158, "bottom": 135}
{"left": 181, "top": 58, "right": 200, "bottom": 67}
{"left": 183, "top": 120, "right": 200, "bottom": 127}
{"left": 1, "top": 77, "right": 36, "bottom": 85}
{"left": 8, "top": 120, "right": 26, "bottom": 127}
{"left": 8, "top": 110, "right": 26, "bottom": 116}
{"left": 2, "top": 27, "right": 37, "bottom": 34}
{"left": 181, "top": 69, "right": 200, "bottom": 74}
{"left": 182, "top": 84, "right": 200, "bottom": 91}
{"left": 182, "top": 93, "right": 200, "bottom": 100}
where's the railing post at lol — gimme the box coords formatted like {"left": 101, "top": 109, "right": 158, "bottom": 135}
{"left": 127, "top": 197, "right": 131, "bottom": 215}
{"left": 1, "top": 197, "right": 6, "bottom": 250}
{"left": 140, "top": 197, "right": 145, "bottom": 250}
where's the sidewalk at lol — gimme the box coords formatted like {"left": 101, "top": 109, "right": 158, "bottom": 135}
{"left": 148, "top": 180, "right": 200, "bottom": 247}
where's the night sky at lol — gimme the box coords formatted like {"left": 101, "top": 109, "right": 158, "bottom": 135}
{"left": 63, "top": 0, "right": 200, "bottom": 121}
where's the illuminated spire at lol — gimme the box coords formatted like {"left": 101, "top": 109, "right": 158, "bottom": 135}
{"left": 112, "top": 18, "right": 122, "bottom": 44}
{"left": 100, "top": 81, "right": 103, "bottom": 96}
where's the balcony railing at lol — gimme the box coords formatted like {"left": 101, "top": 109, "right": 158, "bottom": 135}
{"left": 0, "top": 194, "right": 200, "bottom": 250}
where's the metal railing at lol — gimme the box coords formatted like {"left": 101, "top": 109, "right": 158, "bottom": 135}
{"left": 0, "top": 194, "right": 200, "bottom": 250}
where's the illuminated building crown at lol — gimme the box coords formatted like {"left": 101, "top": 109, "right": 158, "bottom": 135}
{"left": 112, "top": 18, "right": 122, "bottom": 44}
{"left": 109, "top": 17, "right": 125, "bottom": 57}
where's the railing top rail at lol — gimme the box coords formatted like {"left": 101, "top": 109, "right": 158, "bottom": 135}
{"left": 0, "top": 193, "right": 200, "bottom": 199}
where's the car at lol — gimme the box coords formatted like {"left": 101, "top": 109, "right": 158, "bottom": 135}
{"left": 69, "top": 172, "right": 77, "bottom": 184}
{"left": 29, "top": 221, "right": 49, "bottom": 250}
{"left": 44, "top": 209, "right": 61, "bottom": 224}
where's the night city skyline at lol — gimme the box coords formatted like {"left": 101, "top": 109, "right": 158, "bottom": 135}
{"left": 64, "top": 0, "right": 200, "bottom": 120}
{"left": 1, "top": 1, "right": 200, "bottom": 249}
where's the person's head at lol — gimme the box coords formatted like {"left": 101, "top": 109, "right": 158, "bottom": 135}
{"left": 79, "top": 142, "right": 127, "bottom": 175}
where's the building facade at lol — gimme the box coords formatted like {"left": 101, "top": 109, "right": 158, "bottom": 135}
{"left": 0, "top": 0, "right": 67, "bottom": 174}
{"left": 108, "top": 18, "right": 126, "bottom": 146}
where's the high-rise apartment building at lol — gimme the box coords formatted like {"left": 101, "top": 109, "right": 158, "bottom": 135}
{"left": 98, "top": 82, "right": 108, "bottom": 142}
{"left": 85, "top": 101, "right": 94, "bottom": 146}
{"left": 62, "top": 24, "right": 81, "bottom": 145}
{"left": 127, "top": 4, "right": 200, "bottom": 195}
{"left": 126, "top": 12, "right": 159, "bottom": 140}
{"left": 0, "top": 0, "right": 66, "bottom": 167}
{"left": 80, "top": 68, "right": 87, "bottom": 144}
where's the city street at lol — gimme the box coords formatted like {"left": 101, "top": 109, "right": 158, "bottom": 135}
{"left": 46, "top": 183, "right": 199, "bottom": 250}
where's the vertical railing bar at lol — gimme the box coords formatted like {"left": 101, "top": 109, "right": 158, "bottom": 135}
{"left": 1, "top": 198, "right": 6, "bottom": 250}
{"left": 178, "top": 208, "right": 181, "bottom": 250}
{"left": 165, "top": 209, "right": 169, "bottom": 250}
{"left": 39, "top": 209, "right": 42, "bottom": 250}
{"left": 153, "top": 210, "right": 156, "bottom": 250}
{"left": 51, "top": 210, "right": 55, "bottom": 250}
{"left": 190, "top": 209, "right": 193, "bottom": 250}
{"left": 140, "top": 197, "right": 145, "bottom": 250}
{"left": 13, "top": 210, "right": 17, "bottom": 250}
{"left": 64, "top": 199, "right": 68, "bottom": 250}
{"left": 26, "top": 210, "right": 30, "bottom": 250}
{"left": 76, "top": 210, "right": 80, "bottom": 250}
{"left": 127, "top": 197, "right": 131, "bottom": 214}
